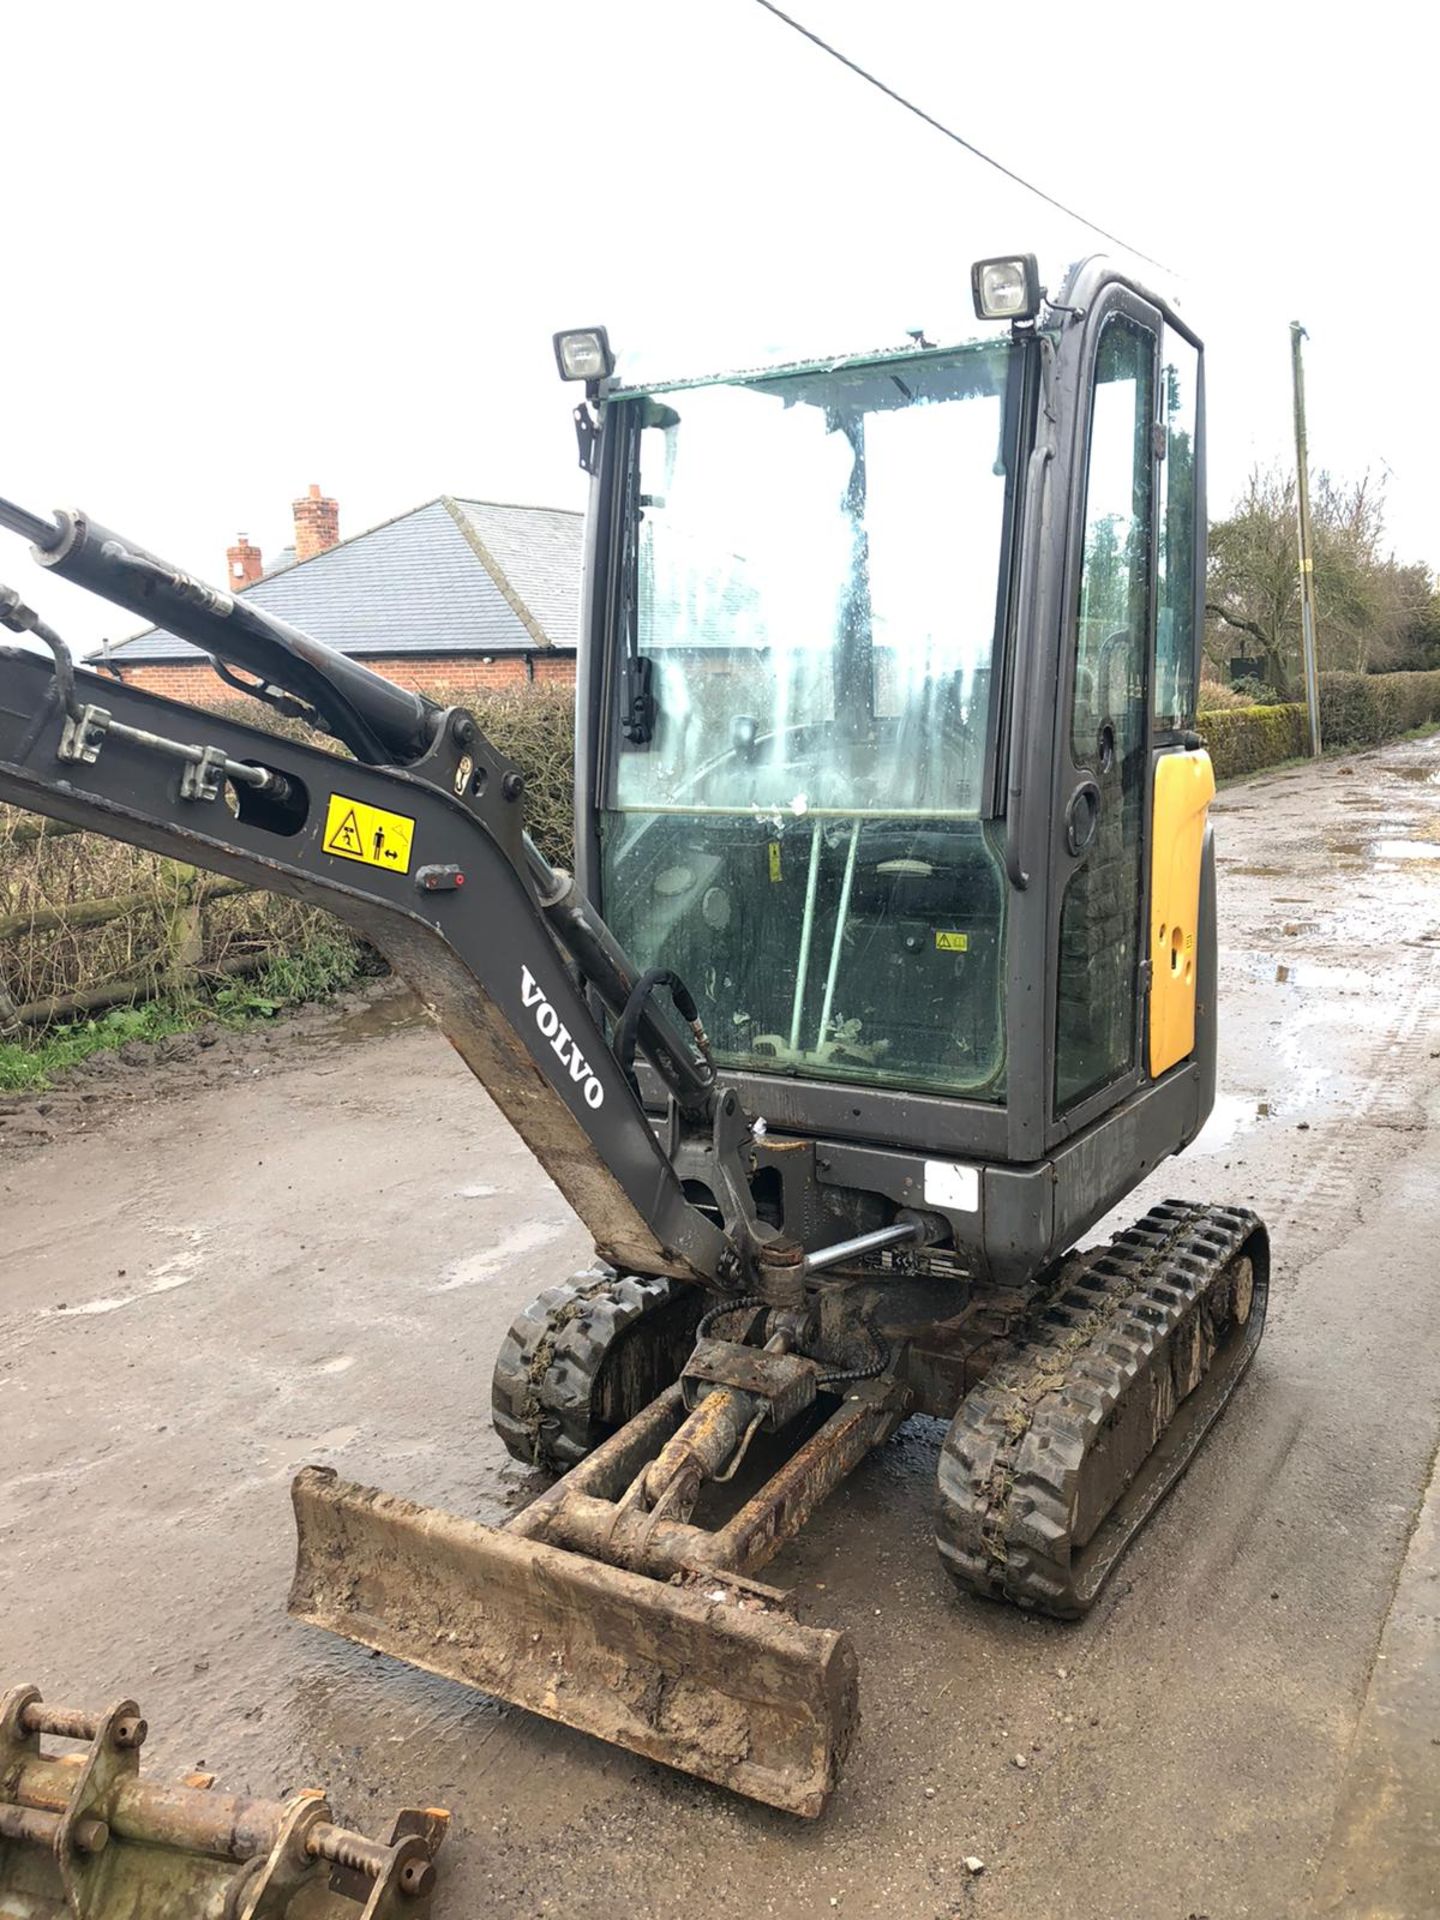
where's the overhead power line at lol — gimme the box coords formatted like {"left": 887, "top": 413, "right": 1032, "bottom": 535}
{"left": 751, "top": 0, "right": 1176, "bottom": 277}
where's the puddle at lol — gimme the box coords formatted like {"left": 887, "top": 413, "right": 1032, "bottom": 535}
{"left": 1389, "top": 765, "right": 1440, "bottom": 784}
{"left": 1293, "top": 959, "right": 1393, "bottom": 996}
{"left": 49, "top": 1243, "right": 206, "bottom": 1317}
{"left": 298, "top": 989, "right": 425, "bottom": 1049}
{"left": 1225, "top": 864, "right": 1289, "bottom": 878}
{"left": 433, "top": 1217, "right": 568, "bottom": 1291}
{"left": 1189, "top": 1091, "right": 1261, "bottom": 1154}
{"left": 1374, "top": 839, "right": 1440, "bottom": 861}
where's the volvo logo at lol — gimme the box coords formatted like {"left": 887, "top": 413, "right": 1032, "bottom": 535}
{"left": 521, "top": 964, "right": 605, "bottom": 1109}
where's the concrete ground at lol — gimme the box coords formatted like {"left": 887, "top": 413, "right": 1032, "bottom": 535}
{"left": 3, "top": 734, "right": 1439, "bottom": 1920}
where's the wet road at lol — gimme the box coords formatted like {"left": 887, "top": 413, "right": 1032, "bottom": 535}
{"left": 3, "top": 734, "right": 1439, "bottom": 1919}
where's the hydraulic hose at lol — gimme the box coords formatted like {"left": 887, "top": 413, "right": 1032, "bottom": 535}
{"left": 614, "top": 967, "right": 710, "bottom": 1096}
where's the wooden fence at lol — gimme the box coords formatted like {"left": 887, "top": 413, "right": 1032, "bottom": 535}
{"left": 0, "top": 840, "right": 260, "bottom": 1029}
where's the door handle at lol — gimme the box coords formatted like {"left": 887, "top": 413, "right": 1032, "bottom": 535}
{"left": 1003, "top": 446, "right": 1054, "bottom": 892}
{"left": 1064, "top": 779, "right": 1101, "bottom": 857}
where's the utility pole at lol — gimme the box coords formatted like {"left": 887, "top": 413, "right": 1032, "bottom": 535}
{"left": 1290, "top": 322, "right": 1323, "bottom": 755}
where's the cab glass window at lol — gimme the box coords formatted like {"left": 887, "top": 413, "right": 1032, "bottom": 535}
{"left": 1055, "top": 313, "right": 1155, "bottom": 1113}
{"left": 1154, "top": 334, "right": 1199, "bottom": 731}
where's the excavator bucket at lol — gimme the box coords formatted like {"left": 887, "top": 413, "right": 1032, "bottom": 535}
{"left": 289, "top": 1467, "right": 859, "bottom": 1819}
{"left": 0, "top": 1683, "right": 448, "bottom": 1919}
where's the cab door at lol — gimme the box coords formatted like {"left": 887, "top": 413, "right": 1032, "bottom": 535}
{"left": 1050, "top": 293, "right": 1161, "bottom": 1129}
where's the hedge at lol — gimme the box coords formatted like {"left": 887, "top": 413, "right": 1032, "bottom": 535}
{"left": 1200, "top": 667, "right": 1440, "bottom": 779}
{"left": 1318, "top": 670, "right": 1440, "bottom": 748}
{"left": 1198, "top": 702, "right": 1310, "bottom": 779}
{"left": 454, "top": 684, "right": 575, "bottom": 867}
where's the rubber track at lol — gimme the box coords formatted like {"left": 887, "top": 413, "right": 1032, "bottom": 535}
{"left": 936, "top": 1199, "right": 1268, "bottom": 1618}
{"left": 491, "top": 1270, "right": 689, "bottom": 1473}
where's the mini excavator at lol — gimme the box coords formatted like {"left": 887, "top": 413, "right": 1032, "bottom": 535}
{"left": 0, "top": 253, "right": 1267, "bottom": 1829}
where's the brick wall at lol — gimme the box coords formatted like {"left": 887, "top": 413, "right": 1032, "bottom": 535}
{"left": 113, "top": 653, "right": 577, "bottom": 705}
{"left": 113, "top": 662, "right": 239, "bottom": 704}
{"left": 366, "top": 654, "right": 577, "bottom": 695}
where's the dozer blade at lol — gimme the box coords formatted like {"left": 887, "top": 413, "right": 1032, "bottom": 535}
{"left": 289, "top": 1466, "right": 858, "bottom": 1819}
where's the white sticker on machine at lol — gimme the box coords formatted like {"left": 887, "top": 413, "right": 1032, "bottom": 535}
{"left": 924, "top": 1160, "right": 980, "bottom": 1212}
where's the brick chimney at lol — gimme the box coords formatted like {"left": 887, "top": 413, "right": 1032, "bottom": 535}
{"left": 226, "top": 533, "right": 263, "bottom": 590}
{"left": 292, "top": 483, "right": 339, "bottom": 562}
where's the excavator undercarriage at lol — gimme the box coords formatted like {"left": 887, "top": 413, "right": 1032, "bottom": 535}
{"left": 290, "top": 1200, "right": 1266, "bottom": 1813}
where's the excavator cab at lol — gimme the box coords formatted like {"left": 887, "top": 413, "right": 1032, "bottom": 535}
{"left": 573, "top": 254, "right": 1215, "bottom": 1265}
{"left": 0, "top": 251, "right": 1267, "bottom": 1835}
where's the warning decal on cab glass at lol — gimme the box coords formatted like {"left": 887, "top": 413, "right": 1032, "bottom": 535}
{"left": 322, "top": 794, "right": 416, "bottom": 874}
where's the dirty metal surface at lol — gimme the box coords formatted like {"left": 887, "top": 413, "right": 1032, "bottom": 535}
{"left": 288, "top": 1467, "right": 857, "bottom": 1819}
{"left": 518, "top": 1373, "right": 908, "bottom": 1591}
{"left": 680, "top": 1337, "right": 820, "bottom": 1427}
{"left": 0, "top": 1685, "right": 446, "bottom": 1918}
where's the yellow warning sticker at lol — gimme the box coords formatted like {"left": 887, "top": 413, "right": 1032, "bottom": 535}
{"left": 767, "top": 841, "right": 782, "bottom": 884}
{"left": 935, "top": 930, "right": 969, "bottom": 952}
{"left": 322, "top": 794, "right": 415, "bottom": 874}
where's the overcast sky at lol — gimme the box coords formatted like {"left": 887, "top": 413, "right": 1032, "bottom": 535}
{"left": 6, "top": 0, "right": 1433, "bottom": 650}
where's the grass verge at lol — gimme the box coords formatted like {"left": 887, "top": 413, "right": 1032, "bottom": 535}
{"left": 0, "top": 936, "right": 367, "bottom": 1093}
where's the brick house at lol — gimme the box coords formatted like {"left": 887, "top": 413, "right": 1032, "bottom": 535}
{"left": 97, "top": 488, "right": 582, "bottom": 700}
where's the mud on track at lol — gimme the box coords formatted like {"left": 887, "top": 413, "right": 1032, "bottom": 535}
{"left": 3, "top": 735, "right": 1440, "bottom": 1919}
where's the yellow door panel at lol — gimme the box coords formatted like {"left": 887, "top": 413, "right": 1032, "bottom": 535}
{"left": 1148, "top": 748, "right": 1215, "bottom": 1077}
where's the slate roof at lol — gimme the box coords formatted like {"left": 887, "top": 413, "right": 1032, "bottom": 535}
{"left": 452, "top": 500, "right": 584, "bottom": 650}
{"left": 100, "top": 496, "right": 584, "bottom": 665}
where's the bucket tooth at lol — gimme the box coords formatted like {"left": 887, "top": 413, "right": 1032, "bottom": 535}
{"left": 289, "top": 1465, "right": 859, "bottom": 1819}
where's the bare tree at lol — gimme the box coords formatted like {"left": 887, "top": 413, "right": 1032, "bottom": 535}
{"left": 1206, "top": 468, "right": 1300, "bottom": 694}
{"left": 1206, "top": 464, "right": 1438, "bottom": 690}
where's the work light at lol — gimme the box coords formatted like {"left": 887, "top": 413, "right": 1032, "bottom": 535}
{"left": 970, "top": 256, "right": 1041, "bottom": 322}
{"left": 553, "top": 327, "right": 615, "bottom": 382}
